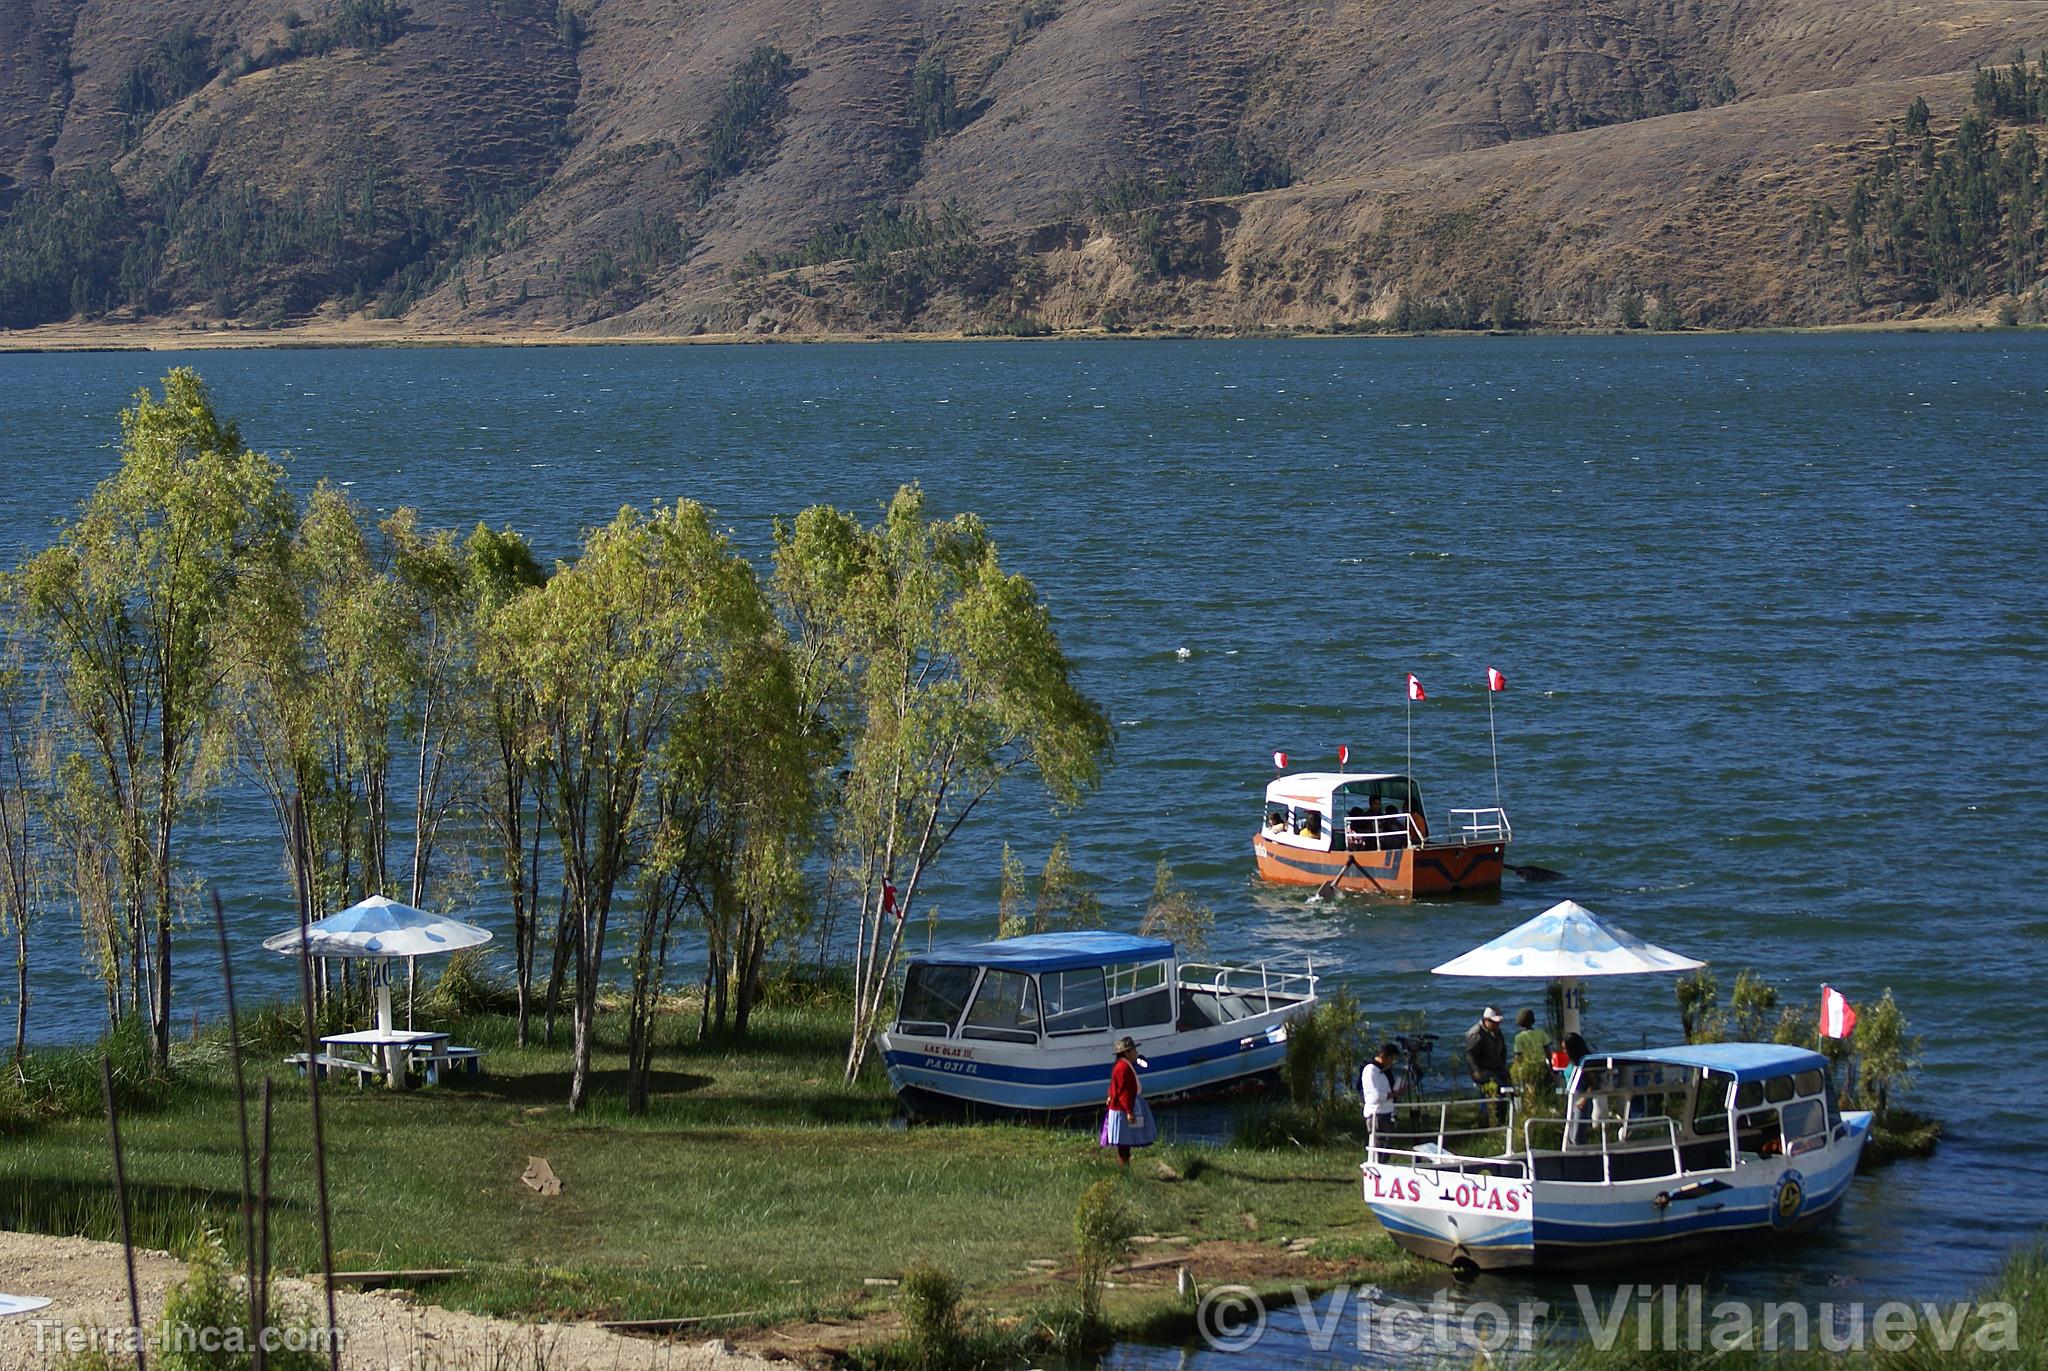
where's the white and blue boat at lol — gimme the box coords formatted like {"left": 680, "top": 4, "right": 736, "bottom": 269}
{"left": 878, "top": 931, "right": 1317, "bottom": 1118}
{"left": 1362, "top": 1043, "right": 1872, "bottom": 1272}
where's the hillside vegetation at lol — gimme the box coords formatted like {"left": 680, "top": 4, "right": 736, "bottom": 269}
{"left": 3, "top": 0, "right": 2048, "bottom": 336}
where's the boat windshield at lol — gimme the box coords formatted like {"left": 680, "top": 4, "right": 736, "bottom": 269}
{"left": 1335, "top": 777, "right": 1417, "bottom": 810}
{"left": 898, "top": 963, "right": 977, "bottom": 1035}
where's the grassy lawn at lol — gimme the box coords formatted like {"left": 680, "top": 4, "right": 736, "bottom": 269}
{"left": 0, "top": 994, "right": 1406, "bottom": 1330}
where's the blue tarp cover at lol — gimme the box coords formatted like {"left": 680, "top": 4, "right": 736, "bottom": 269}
{"left": 907, "top": 931, "right": 1175, "bottom": 973}
{"left": 1596, "top": 1042, "right": 1828, "bottom": 1083}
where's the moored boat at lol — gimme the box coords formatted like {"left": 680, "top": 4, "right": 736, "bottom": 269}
{"left": 1361, "top": 1043, "right": 1872, "bottom": 1272}
{"left": 877, "top": 931, "right": 1317, "bottom": 1118}
{"left": 1254, "top": 770, "right": 1509, "bottom": 897}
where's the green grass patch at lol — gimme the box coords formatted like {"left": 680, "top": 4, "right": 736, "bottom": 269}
{"left": 0, "top": 997, "right": 1393, "bottom": 1329}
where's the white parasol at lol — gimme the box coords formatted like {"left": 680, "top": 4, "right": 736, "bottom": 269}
{"left": 263, "top": 896, "right": 492, "bottom": 1076}
{"left": 1431, "top": 899, "right": 1703, "bottom": 1037}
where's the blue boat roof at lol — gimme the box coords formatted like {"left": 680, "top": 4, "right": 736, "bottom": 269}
{"left": 1597, "top": 1043, "right": 1829, "bottom": 1083}
{"left": 908, "top": 931, "right": 1175, "bottom": 973}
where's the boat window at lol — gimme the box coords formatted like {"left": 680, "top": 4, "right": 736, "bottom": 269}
{"left": 1111, "top": 989, "right": 1173, "bottom": 1030}
{"left": 1105, "top": 961, "right": 1167, "bottom": 1000}
{"left": 1782, "top": 1098, "right": 1829, "bottom": 1154}
{"left": 1793, "top": 1068, "right": 1825, "bottom": 1097}
{"left": 1042, "top": 967, "right": 1110, "bottom": 1035}
{"left": 960, "top": 970, "right": 1041, "bottom": 1043}
{"left": 1734, "top": 1080, "right": 1764, "bottom": 1110}
{"left": 1763, "top": 1075, "right": 1796, "bottom": 1105}
{"left": 897, "top": 964, "right": 978, "bottom": 1036}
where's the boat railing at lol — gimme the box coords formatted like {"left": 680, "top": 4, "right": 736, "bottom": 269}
{"left": 1447, "top": 806, "right": 1512, "bottom": 844}
{"left": 1524, "top": 1112, "right": 1686, "bottom": 1184}
{"left": 1176, "top": 958, "right": 1319, "bottom": 1018}
{"left": 1369, "top": 1098, "right": 1528, "bottom": 1177}
{"left": 1342, "top": 813, "right": 1421, "bottom": 850}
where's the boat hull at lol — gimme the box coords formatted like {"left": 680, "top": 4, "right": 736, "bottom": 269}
{"left": 879, "top": 1013, "right": 1293, "bottom": 1118}
{"left": 1363, "top": 1114, "right": 1871, "bottom": 1272}
{"left": 1254, "top": 833, "right": 1505, "bottom": 896}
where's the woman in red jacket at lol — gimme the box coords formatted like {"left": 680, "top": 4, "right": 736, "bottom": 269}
{"left": 1101, "top": 1036, "right": 1153, "bottom": 1166}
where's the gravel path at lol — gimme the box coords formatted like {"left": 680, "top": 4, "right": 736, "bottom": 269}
{"left": 0, "top": 1232, "right": 782, "bottom": 1370}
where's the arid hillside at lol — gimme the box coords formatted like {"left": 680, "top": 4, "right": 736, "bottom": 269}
{"left": 3, "top": 0, "right": 2047, "bottom": 336}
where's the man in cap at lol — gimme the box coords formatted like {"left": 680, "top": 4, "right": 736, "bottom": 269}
{"left": 1465, "top": 1006, "right": 1511, "bottom": 1122}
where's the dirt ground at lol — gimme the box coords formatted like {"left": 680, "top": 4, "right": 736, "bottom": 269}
{"left": 0, "top": 1231, "right": 783, "bottom": 1370}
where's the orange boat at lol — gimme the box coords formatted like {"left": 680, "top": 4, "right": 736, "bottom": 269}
{"left": 1252, "top": 771, "right": 1509, "bottom": 897}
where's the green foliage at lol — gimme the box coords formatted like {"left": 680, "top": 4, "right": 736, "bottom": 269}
{"left": 763, "top": 200, "right": 1012, "bottom": 322}
{"left": 1727, "top": 970, "right": 1779, "bottom": 1042}
{"left": 156, "top": 1230, "right": 329, "bottom": 1370}
{"left": 898, "top": 1263, "right": 964, "bottom": 1368}
{"left": 423, "top": 948, "right": 517, "bottom": 1017}
{"left": 115, "top": 27, "right": 217, "bottom": 140}
{"left": 1009, "top": 0, "right": 1059, "bottom": 41}
{"left": 1281, "top": 987, "right": 1366, "bottom": 1108}
{"left": 909, "top": 55, "right": 969, "bottom": 144}
{"left": 0, "top": 165, "right": 129, "bottom": 326}
{"left": 993, "top": 838, "right": 1100, "bottom": 937}
{"left": 1819, "top": 85, "right": 2047, "bottom": 305}
{"left": 555, "top": 1, "right": 588, "bottom": 51}
{"left": 693, "top": 45, "right": 800, "bottom": 206}
{"left": 1090, "top": 138, "right": 1294, "bottom": 218}
{"left": 1138, "top": 859, "right": 1212, "bottom": 956}
{"left": 1675, "top": 967, "right": 1719, "bottom": 1043}
{"left": 1848, "top": 987, "right": 1920, "bottom": 1121}
{"left": 1509, "top": 1045, "right": 1559, "bottom": 1119}
{"left": 1072, "top": 1178, "right": 1136, "bottom": 1326}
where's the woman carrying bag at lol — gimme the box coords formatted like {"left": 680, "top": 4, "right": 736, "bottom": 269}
{"left": 1101, "top": 1036, "right": 1157, "bottom": 1166}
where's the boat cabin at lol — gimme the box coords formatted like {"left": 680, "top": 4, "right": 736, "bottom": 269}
{"left": 881, "top": 931, "right": 1318, "bottom": 1116}
{"left": 1263, "top": 772, "right": 1431, "bottom": 852}
{"left": 893, "top": 931, "right": 1309, "bottom": 1044}
{"left": 1550, "top": 1044, "right": 1847, "bottom": 1178}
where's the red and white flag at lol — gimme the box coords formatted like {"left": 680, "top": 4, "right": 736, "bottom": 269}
{"left": 1337, "top": 745, "right": 1350, "bottom": 766}
{"left": 1272, "top": 750, "right": 1289, "bottom": 770}
{"left": 1487, "top": 666, "right": 1507, "bottom": 692}
{"left": 1820, "top": 985, "right": 1857, "bottom": 1039}
{"left": 1406, "top": 673, "right": 1426, "bottom": 702}
{"left": 883, "top": 879, "right": 901, "bottom": 921}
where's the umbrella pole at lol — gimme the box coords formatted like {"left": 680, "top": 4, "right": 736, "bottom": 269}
{"left": 377, "top": 970, "right": 402, "bottom": 1090}
{"left": 1561, "top": 978, "right": 1582, "bottom": 1040}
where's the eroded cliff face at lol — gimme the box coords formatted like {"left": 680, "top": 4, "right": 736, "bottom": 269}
{"left": 4, "top": 0, "right": 2045, "bottom": 335}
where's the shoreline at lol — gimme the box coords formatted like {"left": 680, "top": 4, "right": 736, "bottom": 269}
{"left": 0, "top": 313, "right": 2018, "bottom": 354}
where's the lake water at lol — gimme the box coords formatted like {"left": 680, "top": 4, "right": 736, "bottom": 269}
{"left": 2, "top": 336, "right": 2044, "bottom": 1342}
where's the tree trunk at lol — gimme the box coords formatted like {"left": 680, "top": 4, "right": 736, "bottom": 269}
{"left": 542, "top": 885, "right": 571, "bottom": 1047}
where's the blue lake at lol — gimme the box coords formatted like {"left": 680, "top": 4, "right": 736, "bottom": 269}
{"left": 1, "top": 335, "right": 2044, "bottom": 1335}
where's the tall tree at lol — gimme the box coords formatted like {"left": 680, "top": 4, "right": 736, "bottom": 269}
{"left": 15, "top": 369, "right": 292, "bottom": 1064}
{"left": 463, "top": 524, "right": 548, "bottom": 1045}
{"left": 775, "top": 485, "right": 1110, "bottom": 1083}
{"left": 485, "top": 500, "right": 759, "bottom": 1112}
{"left": 0, "top": 618, "right": 47, "bottom": 1059}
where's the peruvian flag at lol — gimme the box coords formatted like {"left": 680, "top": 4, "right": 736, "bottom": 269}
{"left": 1487, "top": 666, "right": 1507, "bottom": 692}
{"left": 883, "top": 879, "right": 901, "bottom": 921}
{"left": 1337, "top": 745, "right": 1350, "bottom": 766}
{"left": 1406, "top": 673, "right": 1426, "bottom": 702}
{"left": 1820, "top": 985, "right": 1857, "bottom": 1039}
{"left": 1272, "top": 750, "right": 1289, "bottom": 770}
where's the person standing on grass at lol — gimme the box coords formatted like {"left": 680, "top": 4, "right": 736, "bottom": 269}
{"left": 1361, "top": 1042, "right": 1402, "bottom": 1161}
{"left": 1102, "top": 1036, "right": 1153, "bottom": 1167}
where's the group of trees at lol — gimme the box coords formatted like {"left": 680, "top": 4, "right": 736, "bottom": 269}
{"left": 0, "top": 371, "right": 1110, "bottom": 1108}
{"left": 1810, "top": 58, "right": 2048, "bottom": 306}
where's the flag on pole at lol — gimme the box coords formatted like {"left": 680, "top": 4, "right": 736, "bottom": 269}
{"left": 1487, "top": 666, "right": 1507, "bottom": 692}
{"left": 1337, "top": 745, "right": 1350, "bottom": 766}
{"left": 1406, "top": 673, "right": 1426, "bottom": 702}
{"left": 1820, "top": 985, "right": 1857, "bottom": 1039}
{"left": 1272, "top": 750, "right": 1289, "bottom": 770}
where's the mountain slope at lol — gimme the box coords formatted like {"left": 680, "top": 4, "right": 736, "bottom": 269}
{"left": 3, "top": 0, "right": 2047, "bottom": 333}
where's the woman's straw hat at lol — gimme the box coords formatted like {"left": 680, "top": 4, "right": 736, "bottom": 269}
{"left": 1114, "top": 1035, "right": 1138, "bottom": 1056}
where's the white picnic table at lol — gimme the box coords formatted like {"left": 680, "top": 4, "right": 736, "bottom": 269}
{"left": 318, "top": 1028, "right": 453, "bottom": 1087}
